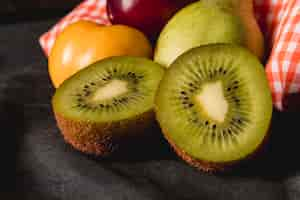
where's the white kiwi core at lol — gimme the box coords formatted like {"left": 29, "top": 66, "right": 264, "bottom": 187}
{"left": 195, "top": 81, "right": 228, "bottom": 123}
{"left": 92, "top": 79, "right": 128, "bottom": 102}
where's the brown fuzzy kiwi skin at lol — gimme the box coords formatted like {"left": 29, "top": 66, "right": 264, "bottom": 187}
{"left": 160, "top": 125, "right": 271, "bottom": 173}
{"left": 54, "top": 110, "right": 155, "bottom": 156}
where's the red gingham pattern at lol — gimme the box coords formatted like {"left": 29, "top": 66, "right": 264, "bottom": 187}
{"left": 254, "top": 0, "right": 300, "bottom": 110}
{"left": 39, "top": 0, "right": 110, "bottom": 56}
{"left": 40, "top": 0, "right": 300, "bottom": 111}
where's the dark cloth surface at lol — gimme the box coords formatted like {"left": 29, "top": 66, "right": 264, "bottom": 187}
{"left": 0, "top": 0, "right": 81, "bottom": 14}
{"left": 1, "top": 19, "right": 299, "bottom": 200}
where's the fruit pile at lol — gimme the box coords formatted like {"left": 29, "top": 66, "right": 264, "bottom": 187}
{"left": 49, "top": 0, "right": 272, "bottom": 172}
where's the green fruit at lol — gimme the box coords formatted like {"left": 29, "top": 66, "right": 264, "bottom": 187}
{"left": 154, "top": 0, "right": 264, "bottom": 67}
{"left": 155, "top": 44, "right": 272, "bottom": 171}
{"left": 52, "top": 56, "right": 165, "bottom": 156}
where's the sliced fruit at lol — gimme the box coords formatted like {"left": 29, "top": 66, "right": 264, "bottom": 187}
{"left": 52, "top": 56, "right": 164, "bottom": 156}
{"left": 155, "top": 44, "right": 272, "bottom": 171}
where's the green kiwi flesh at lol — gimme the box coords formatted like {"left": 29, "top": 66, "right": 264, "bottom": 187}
{"left": 52, "top": 56, "right": 165, "bottom": 155}
{"left": 155, "top": 44, "right": 272, "bottom": 171}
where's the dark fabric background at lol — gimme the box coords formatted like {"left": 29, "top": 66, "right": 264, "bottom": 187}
{"left": 0, "top": 0, "right": 80, "bottom": 24}
{"left": 1, "top": 15, "right": 300, "bottom": 200}
{"left": 1, "top": 0, "right": 81, "bottom": 14}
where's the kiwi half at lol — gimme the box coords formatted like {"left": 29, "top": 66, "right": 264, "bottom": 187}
{"left": 52, "top": 56, "right": 165, "bottom": 156}
{"left": 155, "top": 44, "right": 272, "bottom": 172}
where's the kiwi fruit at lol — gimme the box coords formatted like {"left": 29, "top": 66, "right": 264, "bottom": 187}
{"left": 52, "top": 56, "right": 165, "bottom": 156}
{"left": 155, "top": 44, "right": 272, "bottom": 172}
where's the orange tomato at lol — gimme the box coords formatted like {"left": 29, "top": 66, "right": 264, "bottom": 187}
{"left": 49, "top": 21, "right": 152, "bottom": 88}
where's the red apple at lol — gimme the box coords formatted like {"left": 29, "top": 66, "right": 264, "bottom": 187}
{"left": 107, "top": 0, "right": 196, "bottom": 40}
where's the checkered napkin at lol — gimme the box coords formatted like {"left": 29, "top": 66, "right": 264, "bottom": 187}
{"left": 39, "top": 0, "right": 110, "bottom": 56}
{"left": 39, "top": 0, "right": 300, "bottom": 111}
{"left": 254, "top": 0, "right": 300, "bottom": 111}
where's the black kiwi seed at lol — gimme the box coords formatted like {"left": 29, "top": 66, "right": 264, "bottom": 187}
{"left": 233, "top": 86, "right": 238, "bottom": 89}
{"left": 189, "top": 83, "right": 198, "bottom": 89}
{"left": 181, "top": 91, "right": 186, "bottom": 95}
{"left": 84, "top": 85, "right": 89, "bottom": 89}
{"left": 227, "top": 87, "right": 231, "bottom": 92}
{"left": 90, "top": 82, "right": 96, "bottom": 86}
{"left": 219, "top": 67, "right": 223, "bottom": 72}
{"left": 188, "top": 103, "right": 194, "bottom": 107}
{"left": 113, "top": 69, "right": 117, "bottom": 73}
{"left": 212, "top": 132, "right": 216, "bottom": 140}
{"left": 212, "top": 124, "right": 217, "bottom": 129}
{"left": 223, "top": 70, "right": 227, "bottom": 74}
{"left": 205, "top": 121, "right": 209, "bottom": 126}
{"left": 124, "top": 98, "right": 129, "bottom": 103}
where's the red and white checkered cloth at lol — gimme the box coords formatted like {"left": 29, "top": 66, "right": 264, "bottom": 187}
{"left": 40, "top": 0, "right": 300, "bottom": 111}
{"left": 254, "top": 0, "right": 300, "bottom": 111}
{"left": 39, "top": 0, "right": 110, "bottom": 56}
